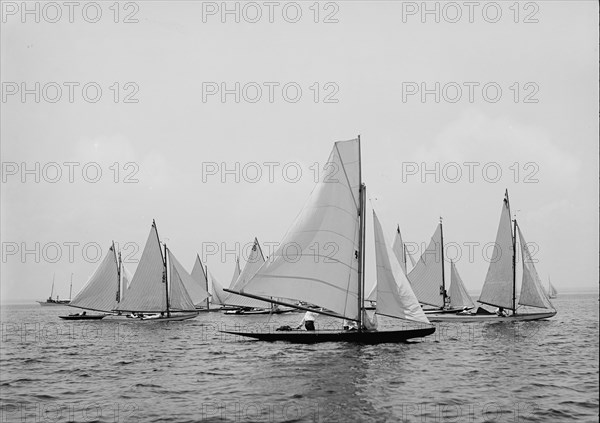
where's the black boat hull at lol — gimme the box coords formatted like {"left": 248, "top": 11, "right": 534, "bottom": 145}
{"left": 59, "top": 315, "right": 107, "bottom": 320}
{"left": 221, "top": 327, "right": 436, "bottom": 344}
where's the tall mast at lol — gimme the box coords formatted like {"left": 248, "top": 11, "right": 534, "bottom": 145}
{"left": 153, "top": 219, "right": 170, "bottom": 317}
{"left": 505, "top": 190, "right": 516, "bottom": 315}
{"left": 512, "top": 219, "right": 517, "bottom": 315}
{"left": 51, "top": 273, "right": 55, "bottom": 298}
{"left": 401, "top": 228, "right": 407, "bottom": 272}
{"left": 357, "top": 135, "right": 365, "bottom": 331}
{"left": 440, "top": 217, "right": 447, "bottom": 309}
{"left": 112, "top": 241, "right": 120, "bottom": 301}
{"left": 164, "top": 243, "right": 170, "bottom": 317}
{"left": 69, "top": 273, "right": 73, "bottom": 300}
{"left": 117, "top": 250, "right": 122, "bottom": 302}
{"left": 203, "top": 258, "right": 210, "bottom": 311}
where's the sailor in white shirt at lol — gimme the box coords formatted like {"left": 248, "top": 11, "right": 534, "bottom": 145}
{"left": 297, "top": 310, "right": 319, "bottom": 331}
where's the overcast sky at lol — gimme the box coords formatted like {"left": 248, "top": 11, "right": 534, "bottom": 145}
{"left": 1, "top": 1, "right": 598, "bottom": 302}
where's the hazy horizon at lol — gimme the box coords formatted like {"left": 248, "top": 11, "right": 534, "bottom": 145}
{"left": 2, "top": 1, "right": 598, "bottom": 302}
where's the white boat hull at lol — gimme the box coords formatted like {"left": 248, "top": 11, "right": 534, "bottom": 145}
{"left": 138, "top": 312, "right": 199, "bottom": 322}
{"left": 427, "top": 311, "right": 556, "bottom": 323}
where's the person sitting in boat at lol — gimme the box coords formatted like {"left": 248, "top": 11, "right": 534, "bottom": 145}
{"left": 343, "top": 319, "right": 358, "bottom": 331}
{"left": 297, "top": 310, "right": 319, "bottom": 331}
{"left": 495, "top": 307, "right": 508, "bottom": 317}
{"left": 81, "top": 311, "right": 86, "bottom": 316}
{"left": 363, "top": 312, "right": 378, "bottom": 331}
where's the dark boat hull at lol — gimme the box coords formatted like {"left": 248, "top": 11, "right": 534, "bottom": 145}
{"left": 59, "top": 315, "right": 107, "bottom": 320}
{"left": 221, "top": 327, "right": 436, "bottom": 344}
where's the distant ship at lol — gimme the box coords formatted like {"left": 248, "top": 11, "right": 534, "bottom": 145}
{"left": 37, "top": 274, "right": 72, "bottom": 306}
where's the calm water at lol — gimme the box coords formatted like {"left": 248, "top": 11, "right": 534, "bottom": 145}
{"left": 1, "top": 294, "right": 598, "bottom": 423}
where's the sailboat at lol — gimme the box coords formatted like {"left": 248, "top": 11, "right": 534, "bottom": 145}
{"left": 59, "top": 243, "right": 128, "bottom": 320}
{"left": 427, "top": 191, "right": 557, "bottom": 322}
{"left": 407, "top": 219, "right": 474, "bottom": 313}
{"left": 113, "top": 220, "right": 202, "bottom": 321}
{"left": 547, "top": 278, "right": 558, "bottom": 299}
{"left": 216, "top": 257, "right": 243, "bottom": 311}
{"left": 364, "top": 223, "right": 415, "bottom": 309}
{"left": 393, "top": 224, "right": 416, "bottom": 275}
{"left": 222, "top": 137, "right": 435, "bottom": 343}
{"left": 37, "top": 274, "right": 71, "bottom": 306}
{"left": 191, "top": 255, "right": 220, "bottom": 312}
{"left": 222, "top": 238, "right": 292, "bottom": 315}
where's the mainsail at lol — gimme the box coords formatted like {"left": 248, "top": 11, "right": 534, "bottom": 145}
{"left": 237, "top": 139, "right": 361, "bottom": 320}
{"left": 407, "top": 224, "right": 444, "bottom": 308}
{"left": 547, "top": 279, "right": 558, "bottom": 298}
{"left": 115, "top": 222, "right": 167, "bottom": 312}
{"left": 69, "top": 244, "right": 119, "bottom": 312}
{"left": 167, "top": 254, "right": 199, "bottom": 311}
{"left": 208, "top": 270, "right": 228, "bottom": 306}
{"left": 120, "top": 264, "right": 132, "bottom": 302}
{"left": 373, "top": 211, "right": 430, "bottom": 324}
{"left": 448, "top": 261, "right": 475, "bottom": 309}
{"left": 169, "top": 250, "right": 210, "bottom": 307}
{"left": 230, "top": 257, "right": 241, "bottom": 287}
{"left": 191, "top": 255, "right": 210, "bottom": 307}
{"left": 392, "top": 225, "right": 415, "bottom": 275}
{"left": 478, "top": 192, "right": 515, "bottom": 310}
{"left": 517, "top": 226, "right": 554, "bottom": 309}
{"left": 224, "top": 239, "right": 271, "bottom": 308}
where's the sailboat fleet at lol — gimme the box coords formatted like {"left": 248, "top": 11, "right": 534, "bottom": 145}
{"left": 57, "top": 137, "right": 556, "bottom": 341}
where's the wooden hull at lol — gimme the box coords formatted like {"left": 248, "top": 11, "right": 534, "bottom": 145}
{"left": 427, "top": 311, "right": 556, "bottom": 323}
{"left": 59, "top": 314, "right": 107, "bottom": 320}
{"left": 221, "top": 327, "right": 436, "bottom": 344}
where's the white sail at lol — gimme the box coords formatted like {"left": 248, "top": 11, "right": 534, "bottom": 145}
{"left": 115, "top": 222, "right": 167, "bottom": 312}
{"left": 547, "top": 279, "right": 558, "bottom": 297}
{"left": 365, "top": 282, "right": 377, "bottom": 302}
{"left": 392, "top": 225, "right": 414, "bottom": 275}
{"left": 167, "top": 254, "right": 198, "bottom": 311}
{"left": 169, "top": 250, "right": 210, "bottom": 307}
{"left": 191, "top": 255, "right": 208, "bottom": 292}
{"left": 225, "top": 239, "right": 272, "bottom": 308}
{"left": 448, "top": 261, "right": 475, "bottom": 309}
{"left": 478, "top": 192, "right": 515, "bottom": 310}
{"left": 191, "top": 255, "right": 210, "bottom": 307}
{"left": 373, "top": 211, "right": 430, "bottom": 324}
{"left": 407, "top": 224, "right": 444, "bottom": 308}
{"left": 69, "top": 245, "right": 119, "bottom": 312}
{"left": 238, "top": 139, "right": 361, "bottom": 320}
{"left": 517, "top": 226, "right": 554, "bottom": 309}
{"left": 120, "top": 263, "right": 132, "bottom": 302}
{"left": 229, "top": 257, "right": 241, "bottom": 288}
{"left": 208, "top": 270, "right": 227, "bottom": 306}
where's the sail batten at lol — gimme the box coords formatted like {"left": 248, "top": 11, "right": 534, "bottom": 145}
{"left": 237, "top": 139, "right": 361, "bottom": 320}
